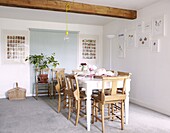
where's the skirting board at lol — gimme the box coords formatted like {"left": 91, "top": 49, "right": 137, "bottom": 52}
{"left": 130, "top": 98, "right": 170, "bottom": 116}
{"left": 0, "top": 93, "right": 33, "bottom": 99}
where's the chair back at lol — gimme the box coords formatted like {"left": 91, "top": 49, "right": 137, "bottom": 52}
{"left": 101, "top": 76, "right": 129, "bottom": 103}
{"left": 55, "top": 69, "right": 66, "bottom": 93}
{"left": 52, "top": 68, "right": 65, "bottom": 80}
{"left": 107, "top": 70, "right": 132, "bottom": 77}
{"left": 65, "top": 74, "right": 74, "bottom": 95}
{"left": 65, "top": 74, "right": 80, "bottom": 100}
{"left": 117, "top": 71, "right": 132, "bottom": 77}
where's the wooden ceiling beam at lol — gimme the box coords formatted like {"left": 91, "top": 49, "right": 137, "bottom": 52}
{"left": 0, "top": 0, "right": 137, "bottom": 19}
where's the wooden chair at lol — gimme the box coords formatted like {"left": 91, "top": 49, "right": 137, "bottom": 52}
{"left": 52, "top": 68, "right": 65, "bottom": 99}
{"left": 35, "top": 68, "right": 52, "bottom": 100}
{"left": 55, "top": 69, "right": 66, "bottom": 113}
{"left": 92, "top": 76, "right": 129, "bottom": 133}
{"left": 65, "top": 74, "right": 86, "bottom": 126}
{"left": 107, "top": 71, "right": 132, "bottom": 120}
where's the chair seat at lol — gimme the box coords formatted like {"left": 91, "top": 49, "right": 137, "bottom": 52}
{"left": 92, "top": 93, "right": 126, "bottom": 103}
{"left": 65, "top": 89, "right": 74, "bottom": 97}
{"left": 80, "top": 91, "right": 87, "bottom": 100}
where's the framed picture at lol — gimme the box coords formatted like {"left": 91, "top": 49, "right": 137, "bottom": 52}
{"left": 137, "top": 33, "right": 150, "bottom": 48}
{"left": 126, "top": 30, "right": 136, "bottom": 48}
{"left": 117, "top": 32, "right": 125, "bottom": 58}
{"left": 1, "top": 30, "right": 29, "bottom": 64}
{"left": 152, "top": 15, "right": 165, "bottom": 36}
{"left": 81, "top": 39, "right": 96, "bottom": 59}
{"left": 151, "top": 39, "right": 160, "bottom": 52}
{"left": 79, "top": 34, "right": 98, "bottom": 60}
{"left": 144, "top": 21, "right": 152, "bottom": 33}
{"left": 136, "top": 21, "right": 144, "bottom": 32}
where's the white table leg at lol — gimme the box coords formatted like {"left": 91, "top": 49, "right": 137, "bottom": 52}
{"left": 86, "top": 85, "right": 92, "bottom": 131}
{"left": 125, "top": 79, "right": 131, "bottom": 124}
{"left": 125, "top": 92, "right": 129, "bottom": 124}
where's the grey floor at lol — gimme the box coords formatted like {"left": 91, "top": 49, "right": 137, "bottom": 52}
{"left": 0, "top": 96, "right": 170, "bottom": 133}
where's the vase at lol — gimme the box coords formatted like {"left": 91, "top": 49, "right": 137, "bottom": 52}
{"left": 38, "top": 74, "right": 48, "bottom": 83}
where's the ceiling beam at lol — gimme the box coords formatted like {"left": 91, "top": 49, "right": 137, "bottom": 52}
{"left": 0, "top": 0, "right": 137, "bottom": 19}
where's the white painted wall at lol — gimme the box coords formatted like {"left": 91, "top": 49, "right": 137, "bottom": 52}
{"left": 30, "top": 30, "right": 78, "bottom": 73}
{"left": 103, "top": 0, "right": 170, "bottom": 116}
{"left": 0, "top": 17, "right": 103, "bottom": 98}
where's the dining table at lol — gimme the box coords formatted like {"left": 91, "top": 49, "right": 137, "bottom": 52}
{"left": 78, "top": 76, "right": 131, "bottom": 131}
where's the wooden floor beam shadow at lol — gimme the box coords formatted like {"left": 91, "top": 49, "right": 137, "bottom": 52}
{"left": 0, "top": 0, "right": 137, "bottom": 19}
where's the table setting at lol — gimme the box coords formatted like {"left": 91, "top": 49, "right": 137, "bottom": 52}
{"left": 74, "top": 63, "right": 117, "bottom": 79}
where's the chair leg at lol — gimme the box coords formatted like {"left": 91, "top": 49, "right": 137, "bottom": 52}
{"left": 68, "top": 97, "right": 71, "bottom": 120}
{"left": 121, "top": 101, "right": 124, "bottom": 130}
{"left": 63, "top": 94, "right": 67, "bottom": 109}
{"left": 58, "top": 92, "right": 61, "bottom": 113}
{"left": 85, "top": 100, "right": 86, "bottom": 114}
{"left": 111, "top": 103, "right": 115, "bottom": 120}
{"left": 80, "top": 100, "right": 82, "bottom": 110}
{"left": 36, "top": 84, "right": 38, "bottom": 100}
{"left": 75, "top": 100, "right": 77, "bottom": 109}
{"left": 92, "top": 100, "right": 95, "bottom": 124}
{"left": 48, "top": 84, "right": 52, "bottom": 99}
{"left": 101, "top": 104, "right": 105, "bottom": 133}
{"left": 47, "top": 84, "right": 49, "bottom": 97}
{"left": 73, "top": 99, "right": 76, "bottom": 108}
{"left": 53, "top": 85, "right": 56, "bottom": 99}
{"left": 108, "top": 104, "right": 110, "bottom": 120}
{"left": 95, "top": 103, "right": 98, "bottom": 122}
{"left": 75, "top": 100, "right": 80, "bottom": 126}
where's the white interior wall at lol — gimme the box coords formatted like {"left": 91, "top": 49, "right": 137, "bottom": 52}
{"left": 0, "top": 17, "right": 103, "bottom": 98}
{"left": 103, "top": 0, "right": 170, "bottom": 116}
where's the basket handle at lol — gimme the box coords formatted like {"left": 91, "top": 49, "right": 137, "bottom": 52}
{"left": 16, "top": 82, "right": 19, "bottom": 89}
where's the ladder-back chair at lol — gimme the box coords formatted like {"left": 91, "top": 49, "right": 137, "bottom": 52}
{"left": 92, "top": 76, "right": 129, "bottom": 133}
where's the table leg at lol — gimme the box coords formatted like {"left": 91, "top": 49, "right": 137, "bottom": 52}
{"left": 125, "top": 93, "right": 129, "bottom": 124}
{"left": 86, "top": 87, "right": 92, "bottom": 131}
{"left": 125, "top": 79, "right": 131, "bottom": 124}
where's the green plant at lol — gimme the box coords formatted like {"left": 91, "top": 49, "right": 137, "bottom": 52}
{"left": 25, "top": 53, "right": 59, "bottom": 69}
{"left": 47, "top": 53, "right": 59, "bottom": 68}
{"left": 25, "top": 53, "right": 44, "bottom": 68}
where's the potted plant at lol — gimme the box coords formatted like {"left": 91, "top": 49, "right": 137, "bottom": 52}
{"left": 25, "top": 53, "right": 59, "bottom": 83}
{"left": 25, "top": 53, "right": 59, "bottom": 70}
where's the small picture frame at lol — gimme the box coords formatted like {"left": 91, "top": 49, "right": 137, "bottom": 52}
{"left": 137, "top": 33, "right": 150, "bottom": 48}
{"left": 126, "top": 30, "right": 136, "bottom": 48}
{"left": 136, "top": 21, "right": 144, "bottom": 32}
{"left": 144, "top": 21, "right": 152, "bottom": 33}
{"left": 117, "top": 32, "right": 125, "bottom": 58}
{"left": 152, "top": 15, "right": 165, "bottom": 36}
{"left": 151, "top": 39, "right": 160, "bottom": 52}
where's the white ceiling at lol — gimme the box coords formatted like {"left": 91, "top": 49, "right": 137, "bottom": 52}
{"left": 0, "top": 0, "right": 161, "bottom": 26}
{"left": 0, "top": 6, "right": 115, "bottom": 25}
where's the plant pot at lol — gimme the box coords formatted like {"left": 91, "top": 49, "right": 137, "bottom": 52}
{"left": 38, "top": 74, "right": 48, "bottom": 83}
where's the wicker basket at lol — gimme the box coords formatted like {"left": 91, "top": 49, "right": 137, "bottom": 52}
{"left": 7, "top": 82, "right": 26, "bottom": 100}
